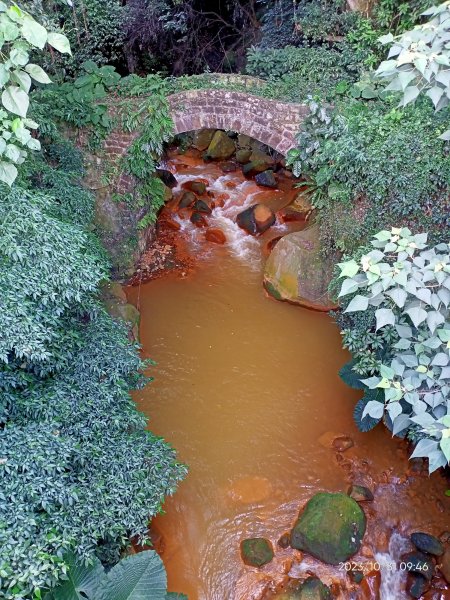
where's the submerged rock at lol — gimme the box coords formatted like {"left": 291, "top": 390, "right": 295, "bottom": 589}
{"left": 190, "top": 211, "right": 208, "bottom": 227}
{"left": 439, "top": 546, "right": 450, "bottom": 583}
{"left": 236, "top": 204, "right": 276, "bottom": 236}
{"left": 298, "top": 577, "right": 332, "bottom": 600}
{"left": 263, "top": 224, "right": 338, "bottom": 311}
{"left": 220, "top": 161, "right": 238, "bottom": 173}
{"left": 193, "top": 199, "right": 212, "bottom": 214}
{"left": 255, "top": 170, "right": 277, "bottom": 188}
{"left": 178, "top": 191, "right": 197, "bottom": 209}
{"left": 348, "top": 484, "right": 374, "bottom": 502}
{"left": 277, "top": 532, "right": 291, "bottom": 549}
{"left": 406, "top": 573, "right": 429, "bottom": 599}
{"left": 240, "top": 538, "right": 274, "bottom": 567}
{"left": 205, "top": 130, "right": 235, "bottom": 160}
{"left": 411, "top": 532, "right": 445, "bottom": 556}
{"left": 290, "top": 492, "right": 366, "bottom": 565}
{"left": 182, "top": 179, "right": 208, "bottom": 195}
{"left": 227, "top": 476, "right": 272, "bottom": 504}
{"left": 402, "top": 551, "right": 435, "bottom": 581}
{"left": 205, "top": 228, "right": 226, "bottom": 245}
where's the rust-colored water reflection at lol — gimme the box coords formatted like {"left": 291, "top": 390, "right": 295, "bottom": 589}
{"left": 128, "top": 154, "right": 449, "bottom": 600}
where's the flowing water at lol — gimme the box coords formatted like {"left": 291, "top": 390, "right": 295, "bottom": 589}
{"left": 128, "top": 152, "right": 449, "bottom": 600}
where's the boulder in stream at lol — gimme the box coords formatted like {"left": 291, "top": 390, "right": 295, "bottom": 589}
{"left": 205, "top": 228, "right": 226, "bottom": 245}
{"left": 410, "top": 532, "right": 444, "bottom": 556}
{"left": 236, "top": 148, "right": 252, "bottom": 164}
{"left": 401, "top": 551, "right": 435, "bottom": 581}
{"left": 156, "top": 168, "right": 177, "bottom": 188}
{"left": 190, "top": 211, "right": 208, "bottom": 227}
{"left": 275, "top": 577, "right": 332, "bottom": 600}
{"left": 178, "top": 191, "right": 197, "bottom": 209}
{"left": 236, "top": 204, "right": 276, "bottom": 236}
{"left": 192, "top": 128, "right": 216, "bottom": 151}
{"left": 205, "top": 130, "right": 235, "bottom": 160}
{"left": 347, "top": 484, "right": 374, "bottom": 502}
{"left": 193, "top": 199, "right": 212, "bottom": 214}
{"left": 290, "top": 492, "right": 366, "bottom": 564}
{"left": 182, "top": 179, "right": 208, "bottom": 195}
{"left": 255, "top": 170, "right": 277, "bottom": 188}
{"left": 406, "top": 573, "right": 429, "bottom": 599}
{"left": 263, "top": 224, "right": 338, "bottom": 311}
{"left": 242, "top": 160, "right": 272, "bottom": 177}
{"left": 240, "top": 538, "right": 274, "bottom": 567}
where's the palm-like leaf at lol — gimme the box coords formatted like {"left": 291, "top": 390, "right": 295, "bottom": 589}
{"left": 47, "top": 553, "right": 105, "bottom": 600}
{"left": 96, "top": 551, "right": 167, "bottom": 600}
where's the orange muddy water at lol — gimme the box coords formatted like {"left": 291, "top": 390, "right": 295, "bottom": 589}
{"left": 128, "top": 152, "right": 449, "bottom": 600}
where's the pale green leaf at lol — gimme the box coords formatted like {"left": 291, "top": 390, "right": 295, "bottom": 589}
{"left": 344, "top": 294, "right": 369, "bottom": 313}
{"left": 0, "top": 159, "right": 17, "bottom": 185}
{"left": 47, "top": 32, "right": 71, "bottom": 55}
{"left": 2, "top": 85, "right": 29, "bottom": 117}
{"left": 375, "top": 308, "right": 396, "bottom": 330}
{"left": 25, "top": 63, "right": 51, "bottom": 84}
{"left": 21, "top": 15, "right": 47, "bottom": 49}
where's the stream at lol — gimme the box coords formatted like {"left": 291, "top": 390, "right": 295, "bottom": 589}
{"left": 127, "top": 151, "right": 449, "bottom": 600}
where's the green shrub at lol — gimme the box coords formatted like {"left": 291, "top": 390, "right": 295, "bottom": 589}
{"left": 335, "top": 228, "right": 450, "bottom": 473}
{"left": 287, "top": 96, "right": 450, "bottom": 254}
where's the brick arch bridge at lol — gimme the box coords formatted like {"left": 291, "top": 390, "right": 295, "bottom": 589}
{"left": 167, "top": 88, "right": 308, "bottom": 156}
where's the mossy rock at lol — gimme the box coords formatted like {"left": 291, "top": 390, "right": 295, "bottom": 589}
{"left": 240, "top": 538, "right": 274, "bottom": 567}
{"left": 205, "top": 130, "right": 235, "bottom": 160}
{"left": 290, "top": 492, "right": 366, "bottom": 565}
{"left": 275, "top": 577, "right": 331, "bottom": 600}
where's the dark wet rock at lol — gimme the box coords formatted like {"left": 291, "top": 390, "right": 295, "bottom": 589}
{"left": 255, "top": 170, "right": 277, "bottom": 188}
{"left": 332, "top": 436, "right": 354, "bottom": 452}
{"left": 205, "top": 228, "right": 226, "bottom": 245}
{"left": 156, "top": 168, "right": 177, "bottom": 188}
{"left": 407, "top": 573, "right": 429, "bottom": 598}
{"left": 220, "top": 161, "right": 238, "bottom": 173}
{"left": 402, "top": 551, "right": 435, "bottom": 581}
{"left": 237, "top": 133, "right": 252, "bottom": 148}
{"left": 263, "top": 224, "right": 339, "bottom": 311}
{"left": 190, "top": 212, "right": 208, "bottom": 228}
{"left": 250, "top": 148, "right": 275, "bottom": 167}
{"left": 411, "top": 532, "right": 445, "bottom": 556}
{"left": 348, "top": 569, "right": 364, "bottom": 583}
{"left": 192, "top": 128, "right": 216, "bottom": 151}
{"left": 277, "top": 532, "right": 291, "bottom": 549}
{"left": 162, "top": 183, "right": 173, "bottom": 203}
{"left": 297, "top": 577, "right": 332, "bottom": 600}
{"left": 178, "top": 191, "right": 197, "bottom": 209}
{"left": 182, "top": 180, "right": 207, "bottom": 195}
{"left": 205, "top": 130, "right": 235, "bottom": 160}
{"left": 236, "top": 149, "right": 252, "bottom": 164}
{"left": 193, "top": 199, "right": 212, "bottom": 214}
{"left": 236, "top": 204, "right": 276, "bottom": 236}
{"left": 240, "top": 538, "right": 274, "bottom": 567}
{"left": 348, "top": 485, "right": 374, "bottom": 502}
{"left": 290, "top": 492, "right": 366, "bottom": 565}
{"left": 242, "top": 160, "right": 271, "bottom": 177}
{"left": 439, "top": 531, "right": 450, "bottom": 544}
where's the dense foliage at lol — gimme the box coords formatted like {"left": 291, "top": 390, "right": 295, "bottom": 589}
{"left": 336, "top": 229, "right": 450, "bottom": 472}
{"left": 287, "top": 96, "right": 450, "bottom": 255}
{"left": 0, "top": 7, "right": 186, "bottom": 599}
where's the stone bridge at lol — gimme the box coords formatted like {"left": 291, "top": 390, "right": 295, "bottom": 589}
{"left": 167, "top": 89, "right": 308, "bottom": 156}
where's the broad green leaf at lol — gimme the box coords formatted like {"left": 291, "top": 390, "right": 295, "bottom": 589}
{"left": 405, "top": 305, "right": 428, "bottom": 328}
{"left": 362, "top": 400, "right": 384, "bottom": 419}
{"left": 392, "top": 413, "right": 411, "bottom": 435}
{"left": 12, "top": 69, "right": 31, "bottom": 93}
{"left": 375, "top": 308, "right": 396, "bottom": 330}
{"left": 338, "top": 278, "right": 359, "bottom": 297}
{"left": 426, "top": 85, "right": 445, "bottom": 107}
{"left": 380, "top": 364, "right": 395, "bottom": 379}
{"left": 378, "top": 33, "right": 394, "bottom": 44}
{"left": 27, "top": 137, "right": 40, "bottom": 151}
{"left": 0, "top": 15, "right": 19, "bottom": 41}
{"left": 439, "top": 128, "right": 450, "bottom": 140}
{"left": 50, "top": 553, "right": 105, "bottom": 600}
{"left": 96, "top": 551, "right": 167, "bottom": 600}
{"left": 47, "top": 32, "right": 71, "bottom": 55}
{"left": 25, "top": 63, "right": 52, "bottom": 84}
{"left": 10, "top": 47, "right": 29, "bottom": 67}
{"left": 5, "top": 142, "right": 21, "bottom": 162}
{"left": 21, "top": 15, "right": 47, "bottom": 49}
{"left": 410, "top": 437, "right": 438, "bottom": 459}
{"left": 386, "top": 287, "right": 407, "bottom": 308}
{"left": 339, "top": 361, "right": 366, "bottom": 389}
{"left": 2, "top": 85, "right": 29, "bottom": 117}
{"left": 344, "top": 294, "right": 369, "bottom": 313}
{"left": 338, "top": 259, "right": 359, "bottom": 278}
{"left": 0, "top": 159, "right": 17, "bottom": 185}
{"left": 0, "top": 63, "right": 10, "bottom": 86}
{"left": 402, "top": 85, "right": 420, "bottom": 106}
